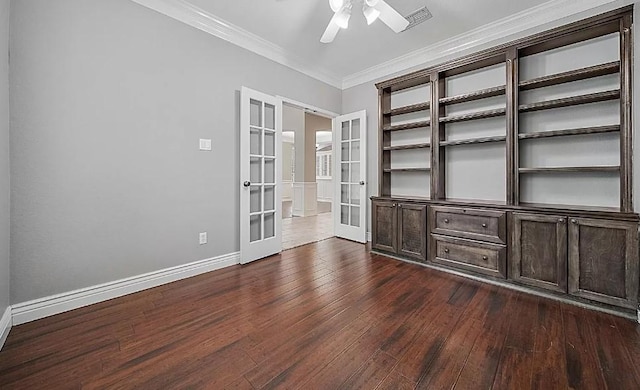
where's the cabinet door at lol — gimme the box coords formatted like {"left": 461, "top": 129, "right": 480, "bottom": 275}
{"left": 371, "top": 200, "right": 397, "bottom": 253}
{"left": 568, "top": 218, "right": 639, "bottom": 309}
{"left": 511, "top": 213, "right": 567, "bottom": 293}
{"left": 397, "top": 203, "right": 427, "bottom": 262}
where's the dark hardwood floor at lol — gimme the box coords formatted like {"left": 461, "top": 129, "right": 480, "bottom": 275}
{"left": 1, "top": 237, "right": 640, "bottom": 389}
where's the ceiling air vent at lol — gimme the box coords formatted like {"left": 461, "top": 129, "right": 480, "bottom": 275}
{"left": 404, "top": 6, "right": 432, "bottom": 31}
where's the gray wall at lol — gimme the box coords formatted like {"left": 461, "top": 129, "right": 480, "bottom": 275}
{"left": 9, "top": 0, "right": 341, "bottom": 303}
{"left": 0, "top": 0, "right": 9, "bottom": 315}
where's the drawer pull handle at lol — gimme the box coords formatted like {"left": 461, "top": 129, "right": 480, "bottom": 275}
{"left": 444, "top": 248, "right": 450, "bottom": 254}
{"left": 482, "top": 223, "right": 487, "bottom": 228}
{"left": 444, "top": 219, "right": 449, "bottom": 224}
{"left": 482, "top": 256, "right": 488, "bottom": 261}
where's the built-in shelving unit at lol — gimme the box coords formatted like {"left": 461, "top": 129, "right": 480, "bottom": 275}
{"left": 378, "top": 73, "right": 432, "bottom": 199}
{"left": 372, "top": 7, "right": 639, "bottom": 314}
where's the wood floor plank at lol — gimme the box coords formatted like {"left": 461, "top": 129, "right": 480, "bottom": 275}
{"left": 492, "top": 293, "right": 539, "bottom": 390}
{"left": 338, "top": 350, "right": 398, "bottom": 390}
{"left": 394, "top": 279, "right": 479, "bottom": 383}
{"left": 453, "top": 288, "right": 519, "bottom": 389}
{"left": 530, "top": 300, "right": 568, "bottom": 390}
{"left": 587, "top": 310, "right": 640, "bottom": 389}
{"left": 376, "top": 370, "right": 416, "bottom": 390}
{"left": 562, "top": 304, "right": 607, "bottom": 389}
{"left": 0, "top": 238, "right": 637, "bottom": 389}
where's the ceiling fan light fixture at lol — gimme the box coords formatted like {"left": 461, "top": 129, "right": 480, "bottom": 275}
{"left": 363, "top": 5, "right": 380, "bottom": 25}
{"left": 335, "top": 8, "right": 351, "bottom": 29}
{"left": 329, "top": 0, "right": 345, "bottom": 13}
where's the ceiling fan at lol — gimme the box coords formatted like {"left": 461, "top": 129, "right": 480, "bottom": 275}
{"left": 321, "top": 0, "right": 410, "bottom": 43}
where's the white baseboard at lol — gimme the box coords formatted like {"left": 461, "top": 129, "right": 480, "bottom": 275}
{"left": 367, "top": 232, "right": 371, "bottom": 242}
{"left": 0, "top": 306, "right": 12, "bottom": 351}
{"left": 11, "top": 252, "right": 240, "bottom": 325}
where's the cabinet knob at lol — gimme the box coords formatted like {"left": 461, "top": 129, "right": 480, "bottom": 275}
{"left": 444, "top": 219, "right": 449, "bottom": 224}
{"left": 482, "top": 256, "right": 488, "bottom": 261}
{"left": 243, "top": 181, "right": 251, "bottom": 187}
{"left": 444, "top": 248, "right": 450, "bottom": 254}
{"left": 398, "top": 204, "right": 402, "bottom": 208}
{"left": 392, "top": 203, "right": 397, "bottom": 207}
{"left": 482, "top": 223, "right": 487, "bottom": 228}
{"left": 558, "top": 218, "right": 565, "bottom": 223}
{"left": 571, "top": 219, "right": 577, "bottom": 224}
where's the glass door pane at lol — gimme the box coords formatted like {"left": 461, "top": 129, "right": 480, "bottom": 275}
{"left": 338, "top": 119, "right": 362, "bottom": 228}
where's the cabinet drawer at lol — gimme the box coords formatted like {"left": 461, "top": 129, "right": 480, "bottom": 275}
{"left": 432, "top": 234, "right": 506, "bottom": 278}
{"left": 431, "top": 206, "right": 506, "bottom": 244}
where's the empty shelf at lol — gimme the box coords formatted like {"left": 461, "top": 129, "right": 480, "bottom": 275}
{"left": 383, "top": 120, "right": 431, "bottom": 131}
{"left": 383, "top": 143, "right": 431, "bottom": 151}
{"left": 440, "top": 85, "right": 506, "bottom": 105}
{"left": 518, "top": 125, "right": 620, "bottom": 140}
{"left": 439, "top": 108, "right": 506, "bottom": 124}
{"left": 383, "top": 168, "right": 431, "bottom": 173}
{"left": 385, "top": 102, "right": 430, "bottom": 116}
{"left": 519, "top": 166, "right": 620, "bottom": 174}
{"left": 518, "top": 90, "right": 620, "bottom": 113}
{"left": 440, "top": 135, "right": 506, "bottom": 147}
{"left": 519, "top": 61, "right": 620, "bottom": 91}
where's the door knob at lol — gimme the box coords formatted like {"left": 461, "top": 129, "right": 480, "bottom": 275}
{"left": 243, "top": 181, "right": 251, "bottom": 187}
{"left": 360, "top": 181, "right": 365, "bottom": 185}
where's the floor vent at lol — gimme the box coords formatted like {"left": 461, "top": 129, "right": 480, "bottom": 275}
{"left": 404, "top": 6, "right": 433, "bottom": 31}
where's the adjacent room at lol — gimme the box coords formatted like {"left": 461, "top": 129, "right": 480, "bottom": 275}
{"left": 2, "top": 0, "right": 640, "bottom": 389}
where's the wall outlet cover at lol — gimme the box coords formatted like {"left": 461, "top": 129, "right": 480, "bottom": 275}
{"left": 199, "top": 139, "right": 212, "bottom": 151}
{"left": 199, "top": 232, "right": 208, "bottom": 245}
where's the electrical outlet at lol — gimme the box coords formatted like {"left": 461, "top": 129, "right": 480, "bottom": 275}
{"left": 199, "top": 139, "right": 212, "bottom": 151}
{"left": 199, "top": 232, "right": 208, "bottom": 245}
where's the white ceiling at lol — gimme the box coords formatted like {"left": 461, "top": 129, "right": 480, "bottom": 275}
{"left": 187, "top": 0, "right": 549, "bottom": 78}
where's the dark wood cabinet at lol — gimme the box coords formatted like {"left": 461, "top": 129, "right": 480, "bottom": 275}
{"left": 432, "top": 234, "right": 507, "bottom": 278}
{"left": 371, "top": 200, "right": 397, "bottom": 254}
{"left": 397, "top": 203, "right": 427, "bottom": 261}
{"left": 371, "top": 200, "right": 427, "bottom": 262}
{"left": 510, "top": 213, "right": 568, "bottom": 292}
{"left": 431, "top": 206, "right": 506, "bottom": 244}
{"left": 568, "top": 218, "right": 639, "bottom": 309}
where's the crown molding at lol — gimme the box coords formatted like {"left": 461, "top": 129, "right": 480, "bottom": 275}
{"left": 129, "top": 0, "right": 343, "bottom": 89}
{"left": 342, "top": 0, "right": 630, "bottom": 89}
{"left": 130, "top": 0, "right": 632, "bottom": 91}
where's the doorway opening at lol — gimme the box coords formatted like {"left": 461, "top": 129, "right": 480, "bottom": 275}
{"left": 281, "top": 103, "right": 335, "bottom": 250}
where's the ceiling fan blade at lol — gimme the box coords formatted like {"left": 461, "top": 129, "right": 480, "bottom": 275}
{"left": 320, "top": 13, "right": 341, "bottom": 43}
{"left": 373, "top": 0, "right": 409, "bottom": 33}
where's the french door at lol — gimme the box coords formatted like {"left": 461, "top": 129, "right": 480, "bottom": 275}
{"left": 240, "top": 87, "right": 282, "bottom": 264}
{"left": 333, "top": 110, "right": 367, "bottom": 243}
